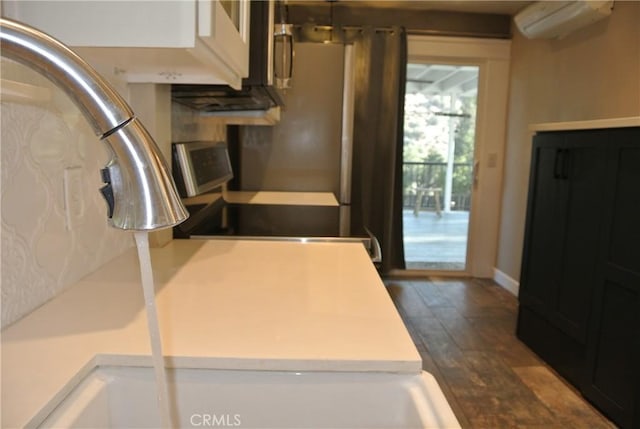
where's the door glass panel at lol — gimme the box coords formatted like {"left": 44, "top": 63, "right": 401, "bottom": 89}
{"left": 403, "top": 63, "right": 479, "bottom": 271}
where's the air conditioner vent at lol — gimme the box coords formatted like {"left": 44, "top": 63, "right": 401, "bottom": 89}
{"left": 514, "top": 0, "right": 614, "bottom": 39}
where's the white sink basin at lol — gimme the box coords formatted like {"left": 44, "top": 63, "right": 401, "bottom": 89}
{"left": 37, "top": 366, "right": 460, "bottom": 428}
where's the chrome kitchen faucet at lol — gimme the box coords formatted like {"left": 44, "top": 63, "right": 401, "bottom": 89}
{"left": 0, "top": 18, "right": 188, "bottom": 230}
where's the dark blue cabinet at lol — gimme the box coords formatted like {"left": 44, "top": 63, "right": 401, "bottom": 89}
{"left": 584, "top": 131, "right": 640, "bottom": 429}
{"left": 517, "top": 126, "right": 640, "bottom": 428}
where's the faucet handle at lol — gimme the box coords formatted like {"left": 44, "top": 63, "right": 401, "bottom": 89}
{"left": 101, "top": 118, "right": 188, "bottom": 230}
{"left": 100, "top": 167, "right": 111, "bottom": 184}
{"left": 99, "top": 168, "right": 115, "bottom": 218}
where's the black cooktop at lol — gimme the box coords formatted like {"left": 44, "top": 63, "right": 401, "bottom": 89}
{"left": 173, "top": 197, "right": 379, "bottom": 263}
{"left": 174, "top": 200, "right": 351, "bottom": 239}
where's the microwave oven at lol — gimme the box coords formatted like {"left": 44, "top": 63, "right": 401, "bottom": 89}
{"left": 171, "top": 141, "right": 233, "bottom": 198}
{"left": 171, "top": 1, "right": 287, "bottom": 112}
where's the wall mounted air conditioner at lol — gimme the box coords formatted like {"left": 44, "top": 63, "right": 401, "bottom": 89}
{"left": 514, "top": 1, "right": 614, "bottom": 39}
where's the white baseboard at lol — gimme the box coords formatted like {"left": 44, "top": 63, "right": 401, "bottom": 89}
{"left": 493, "top": 268, "right": 519, "bottom": 296}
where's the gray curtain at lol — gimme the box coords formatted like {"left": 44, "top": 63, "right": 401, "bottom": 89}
{"left": 351, "top": 27, "right": 407, "bottom": 273}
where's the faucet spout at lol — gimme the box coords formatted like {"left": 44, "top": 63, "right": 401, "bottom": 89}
{"left": 0, "top": 18, "right": 188, "bottom": 230}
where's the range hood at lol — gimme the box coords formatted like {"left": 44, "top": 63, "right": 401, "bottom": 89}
{"left": 172, "top": 1, "right": 286, "bottom": 117}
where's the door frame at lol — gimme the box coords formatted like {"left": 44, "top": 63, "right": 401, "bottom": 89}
{"left": 400, "top": 35, "right": 511, "bottom": 278}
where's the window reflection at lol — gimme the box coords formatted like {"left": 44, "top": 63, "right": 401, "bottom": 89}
{"left": 220, "top": 0, "right": 240, "bottom": 30}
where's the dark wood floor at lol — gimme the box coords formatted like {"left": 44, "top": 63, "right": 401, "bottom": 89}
{"left": 384, "top": 278, "right": 616, "bottom": 429}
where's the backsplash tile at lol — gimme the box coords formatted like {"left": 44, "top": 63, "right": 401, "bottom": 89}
{"left": 1, "top": 61, "right": 132, "bottom": 328}
{"left": 1, "top": 62, "right": 228, "bottom": 329}
{"left": 172, "top": 102, "right": 227, "bottom": 143}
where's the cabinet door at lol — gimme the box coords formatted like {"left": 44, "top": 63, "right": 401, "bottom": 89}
{"left": 552, "top": 131, "right": 607, "bottom": 343}
{"left": 519, "top": 132, "right": 568, "bottom": 316}
{"left": 197, "top": 0, "right": 250, "bottom": 87}
{"left": 584, "top": 128, "right": 640, "bottom": 428}
{"left": 519, "top": 131, "right": 606, "bottom": 344}
{"left": 3, "top": 0, "right": 249, "bottom": 87}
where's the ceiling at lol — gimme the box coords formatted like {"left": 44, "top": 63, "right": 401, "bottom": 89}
{"left": 288, "top": 1, "right": 533, "bottom": 16}
{"left": 407, "top": 64, "right": 479, "bottom": 97}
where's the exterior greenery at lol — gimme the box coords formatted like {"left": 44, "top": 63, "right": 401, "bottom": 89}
{"left": 403, "top": 87, "right": 477, "bottom": 211}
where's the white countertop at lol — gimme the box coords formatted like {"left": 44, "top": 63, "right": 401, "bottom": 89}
{"left": 181, "top": 191, "right": 339, "bottom": 207}
{"left": 530, "top": 116, "right": 640, "bottom": 132}
{"left": 225, "top": 191, "right": 339, "bottom": 206}
{"left": 1, "top": 239, "right": 420, "bottom": 427}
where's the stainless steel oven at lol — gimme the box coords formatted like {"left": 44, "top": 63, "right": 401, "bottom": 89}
{"left": 171, "top": 0, "right": 289, "bottom": 112}
{"left": 172, "top": 141, "right": 233, "bottom": 198}
{"left": 174, "top": 200, "right": 381, "bottom": 264}
{"left": 171, "top": 144, "right": 381, "bottom": 264}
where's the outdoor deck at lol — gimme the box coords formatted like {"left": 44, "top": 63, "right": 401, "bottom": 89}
{"left": 403, "top": 209, "right": 469, "bottom": 271}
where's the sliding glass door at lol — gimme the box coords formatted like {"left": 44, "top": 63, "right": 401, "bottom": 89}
{"left": 402, "top": 62, "right": 479, "bottom": 271}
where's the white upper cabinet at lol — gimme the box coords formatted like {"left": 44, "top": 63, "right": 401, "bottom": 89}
{"left": 2, "top": 0, "right": 250, "bottom": 88}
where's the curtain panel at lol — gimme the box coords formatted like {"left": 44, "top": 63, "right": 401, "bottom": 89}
{"left": 351, "top": 27, "right": 407, "bottom": 273}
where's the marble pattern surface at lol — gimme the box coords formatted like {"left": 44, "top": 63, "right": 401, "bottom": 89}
{"left": 1, "top": 61, "right": 133, "bottom": 328}
{"left": 0, "top": 61, "right": 227, "bottom": 328}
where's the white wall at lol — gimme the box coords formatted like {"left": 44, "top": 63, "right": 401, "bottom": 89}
{"left": 496, "top": 1, "right": 640, "bottom": 286}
